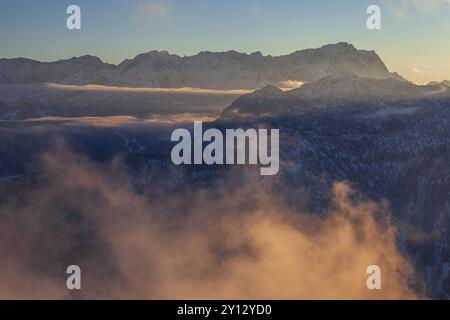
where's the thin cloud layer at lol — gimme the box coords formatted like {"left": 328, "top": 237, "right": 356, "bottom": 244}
{"left": 45, "top": 83, "right": 251, "bottom": 95}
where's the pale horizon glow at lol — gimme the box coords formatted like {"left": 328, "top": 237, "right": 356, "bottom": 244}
{"left": 1, "top": 0, "right": 450, "bottom": 84}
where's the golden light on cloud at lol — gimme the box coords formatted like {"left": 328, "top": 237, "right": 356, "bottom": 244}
{"left": 44, "top": 83, "right": 252, "bottom": 96}
{"left": 279, "top": 80, "right": 305, "bottom": 91}
{"left": 25, "top": 114, "right": 217, "bottom": 127}
{"left": 0, "top": 144, "right": 419, "bottom": 299}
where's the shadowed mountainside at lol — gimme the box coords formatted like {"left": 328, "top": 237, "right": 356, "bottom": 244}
{"left": 222, "top": 74, "right": 450, "bottom": 117}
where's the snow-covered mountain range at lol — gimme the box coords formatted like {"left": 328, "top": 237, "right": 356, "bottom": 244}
{"left": 0, "top": 42, "right": 450, "bottom": 298}
{"left": 222, "top": 74, "right": 450, "bottom": 117}
{"left": 0, "top": 43, "right": 402, "bottom": 90}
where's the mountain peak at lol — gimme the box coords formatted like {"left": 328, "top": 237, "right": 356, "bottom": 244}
{"left": 250, "top": 51, "right": 263, "bottom": 58}
{"left": 257, "top": 85, "right": 284, "bottom": 95}
{"left": 133, "top": 50, "right": 174, "bottom": 60}
{"left": 319, "top": 42, "right": 356, "bottom": 52}
{"left": 74, "top": 55, "right": 104, "bottom": 64}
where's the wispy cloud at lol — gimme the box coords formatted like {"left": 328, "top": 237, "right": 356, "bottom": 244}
{"left": 134, "top": 1, "right": 173, "bottom": 22}
{"left": 412, "top": 0, "right": 450, "bottom": 13}
{"left": 247, "top": 1, "right": 262, "bottom": 15}
{"left": 383, "top": 0, "right": 450, "bottom": 18}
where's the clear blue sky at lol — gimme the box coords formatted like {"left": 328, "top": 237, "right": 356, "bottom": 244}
{"left": 1, "top": 0, "right": 450, "bottom": 83}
